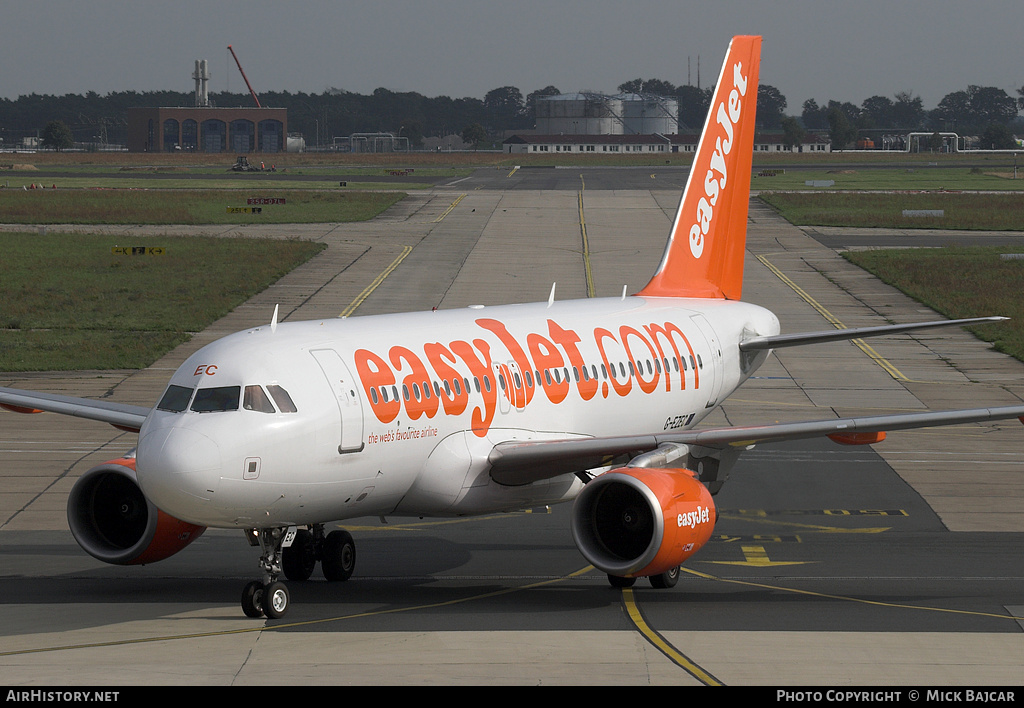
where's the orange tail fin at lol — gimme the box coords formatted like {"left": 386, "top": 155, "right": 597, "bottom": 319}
{"left": 638, "top": 35, "right": 761, "bottom": 300}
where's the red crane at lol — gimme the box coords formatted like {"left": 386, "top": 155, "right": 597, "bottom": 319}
{"left": 227, "top": 45, "right": 261, "bottom": 108}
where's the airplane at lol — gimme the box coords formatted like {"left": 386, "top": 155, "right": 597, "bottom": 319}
{"left": 3, "top": 35, "right": 1023, "bottom": 619}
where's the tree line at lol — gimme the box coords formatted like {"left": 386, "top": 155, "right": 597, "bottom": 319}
{"left": 4, "top": 77, "right": 1022, "bottom": 151}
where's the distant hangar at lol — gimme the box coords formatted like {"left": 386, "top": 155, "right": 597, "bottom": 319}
{"left": 126, "top": 57, "right": 287, "bottom": 153}
{"left": 126, "top": 106, "right": 287, "bottom": 153}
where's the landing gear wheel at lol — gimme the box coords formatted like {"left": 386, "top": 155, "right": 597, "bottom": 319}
{"left": 282, "top": 529, "right": 316, "bottom": 581}
{"left": 241, "top": 580, "right": 264, "bottom": 618}
{"left": 607, "top": 574, "right": 636, "bottom": 588}
{"left": 241, "top": 527, "right": 292, "bottom": 618}
{"left": 649, "top": 565, "right": 680, "bottom": 589}
{"left": 322, "top": 529, "right": 356, "bottom": 581}
{"left": 262, "top": 581, "right": 290, "bottom": 619}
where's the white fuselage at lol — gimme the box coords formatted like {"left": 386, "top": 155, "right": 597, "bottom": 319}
{"left": 135, "top": 295, "right": 779, "bottom": 528}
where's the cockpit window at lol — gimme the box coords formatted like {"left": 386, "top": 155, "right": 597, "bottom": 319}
{"left": 243, "top": 385, "right": 276, "bottom": 413}
{"left": 190, "top": 386, "right": 241, "bottom": 413}
{"left": 267, "top": 385, "right": 297, "bottom": 413}
{"left": 157, "top": 385, "right": 193, "bottom": 413}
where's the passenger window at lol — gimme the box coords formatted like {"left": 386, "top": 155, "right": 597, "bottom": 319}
{"left": 243, "top": 385, "right": 276, "bottom": 413}
{"left": 267, "top": 385, "right": 297, "bottom": 413}
{"left": 191, "top": 386, "right": 241, "bottom": 413}
{"left": 157, "top": 385, "right": 193, "bottom": 413}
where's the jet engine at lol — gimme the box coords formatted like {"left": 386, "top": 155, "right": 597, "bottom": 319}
{"left": 571, "top": 467, "right": 715, "bottom": 578}
{"left": 67, "top": 455, "right": 205, "bottom": 565}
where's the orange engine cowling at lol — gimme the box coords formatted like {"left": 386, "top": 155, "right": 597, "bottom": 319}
{"left": 571, "top": 467, "right": 716, "bottom": 578}
{"left": 67, "top": 456, "right": 205, "bottom": 565}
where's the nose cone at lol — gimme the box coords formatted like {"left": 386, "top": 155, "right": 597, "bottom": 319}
{"left": 137, "top": 424, "right": 222, "bottom": 523}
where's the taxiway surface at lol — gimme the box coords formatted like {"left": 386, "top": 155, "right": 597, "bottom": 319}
{"left": 1, "top": 168, "right": 1023, "bottom": 685}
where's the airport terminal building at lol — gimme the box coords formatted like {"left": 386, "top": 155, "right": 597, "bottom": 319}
{"left": 126, "top": 107, "right": 288, "bottom": 153}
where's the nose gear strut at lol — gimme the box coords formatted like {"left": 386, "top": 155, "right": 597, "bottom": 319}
{"left": 240, "top": 523, "right": 358, "bottom": 618}
{"left": 241, "top": 527, "right": 291, "bottom": 619}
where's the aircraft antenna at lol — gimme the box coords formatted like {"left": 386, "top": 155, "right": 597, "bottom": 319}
{"left": 270, "top": 304, "right": 279, "bottom": 333}
{"left": 547, "top": 283, "right": 556, "bottom": 307}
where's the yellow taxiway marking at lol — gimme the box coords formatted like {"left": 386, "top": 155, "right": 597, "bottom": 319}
{"left": 339, "top": 245, "right": 413, "bottom": 318}
{"left": 706, "top": 544, "right": 812, "bottom": 567}
{"left": 623, "top": 588, "right": 723, "bottom": 685}
{"left": 682, "top": 566, "right": 1024, "bottom": 623}
{"left": 719, "top": 513, "right": 891, "bottom": 534}
{"left": 433, "top": 193, "right": 466, "bottom": 222}
{"left": 0, "top": 566, "right": 596, "bottom": 657}
{"left": 756, "top": 255, "right": 910, "bottom": 382}
{"left": 578, "top": 175, "right": 595, "bottom": 298}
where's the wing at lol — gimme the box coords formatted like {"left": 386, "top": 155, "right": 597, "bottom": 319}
{"left": 739, "top": 316, "right": 1006, "bottom": 351}
{"left": 0, "top": 386, "right": 150, "bottom": 433}
{"left": 487, "top": 404, "right": 1024, "bottom": 486}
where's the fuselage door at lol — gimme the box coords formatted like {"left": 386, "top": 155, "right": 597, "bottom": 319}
{"left": 507, "top": 360, "right": 526, "bottom": 411}
{"left": 690, "top": 314, "right": 723, "bottom": 408}
{"left": 492, "top": 363, "right": 511, "bottom": 415}
{"left": 311, "top": 348, "right": 365, "bottom": 453}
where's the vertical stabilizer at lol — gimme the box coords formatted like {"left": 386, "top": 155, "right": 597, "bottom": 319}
{"left": 638, "top": 36, "right": 761, "bottom": 300}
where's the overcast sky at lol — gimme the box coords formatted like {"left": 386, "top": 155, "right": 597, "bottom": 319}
{"left": 2, "top": 1, "right": 1022, "bottom": 111}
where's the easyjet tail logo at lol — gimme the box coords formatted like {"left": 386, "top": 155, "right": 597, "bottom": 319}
{"left": 353, "top": 317, "right": 702, "bottom": 437}
{"left": 688, "top": 60, "right": 749, "bottom": 259}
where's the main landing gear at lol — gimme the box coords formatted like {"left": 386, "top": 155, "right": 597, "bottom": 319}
{"left": 607, "top": 565, "right": 680, "bottom": 589}
{"left": 240, "top": 523, "right": 356, "bottom": 619}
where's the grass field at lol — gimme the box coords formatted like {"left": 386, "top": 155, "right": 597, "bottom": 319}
{"left": 754, "top": 167, "right": 1024, "bottom": 192}
{"left": 843, "top": 247, "right": 1024, "bottom": 361}
{"left": 759, "top": 192, "right": 1024, "bottom": 231}
{"left": 4, "top": 150, "right": 1024, "bottom": 371}
{"left": 0, "top": 232, "right": 325, "bottom": 371}
{"left": 0, "top": 189, "right": 405, "bottom": 224}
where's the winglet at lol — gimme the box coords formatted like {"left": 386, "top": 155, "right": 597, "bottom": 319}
{"left": 638, "top": 35, "right": 762, "bottom": 300}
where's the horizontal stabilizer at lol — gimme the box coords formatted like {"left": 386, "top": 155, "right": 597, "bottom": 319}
{"left": 739, "top": 317, "right": 1007, "bottom": 351}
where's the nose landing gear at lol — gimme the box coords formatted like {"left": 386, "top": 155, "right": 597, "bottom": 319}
{"left": 241, "top": 524, "right": 357, "bottom": 618}
{"left": 241, "top": 527, "right": 293, "bottom": 619}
